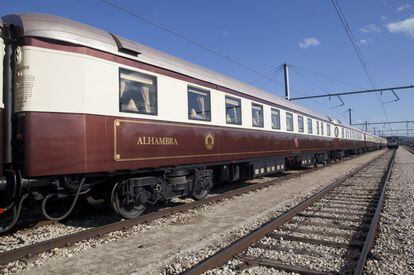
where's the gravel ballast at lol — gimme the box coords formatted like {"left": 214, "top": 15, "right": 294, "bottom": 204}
{"left": 206, "top": 150, "right": 393, "bottom": 274}
{"left": 0, "top": 150, "right": 385, "bottom": 274}
{"left": 364, "top": 147, "right": 414, "bottom": 274}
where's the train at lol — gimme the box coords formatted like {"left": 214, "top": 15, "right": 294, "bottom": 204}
{"left": 0, "top": 13, "right": 386, "bottom": 231}
{"left": 386, "top": 136, "right": 399, "bottom": 149}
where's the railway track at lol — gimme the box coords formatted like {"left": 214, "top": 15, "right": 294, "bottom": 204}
{"left": 403, "top": 145, "right": 414, "bottom": 155}
{"left": 184, "top": 149, "right": 395, "bottom": 274}
{"left": 2, "top": 153, "right": 365, "bottom": 237}
{"left": 0, "top": 153, "right": 369, "bottom": 266}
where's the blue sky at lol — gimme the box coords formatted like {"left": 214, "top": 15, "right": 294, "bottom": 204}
{"left": 2, "top": 0, "right": 414, "bottom": 135}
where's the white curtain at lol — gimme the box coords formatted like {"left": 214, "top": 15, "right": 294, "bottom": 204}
{"left": 197, "top": 96, "right": 205, "bottom": 119}
{"left": 120, "top": 80, "right": 126, "bottom": 97}
{"left": 232, "top": 107, "right": 237, "bottom": 124}
{"left": 141, "top": 86, "right": 151, "bottom": 113}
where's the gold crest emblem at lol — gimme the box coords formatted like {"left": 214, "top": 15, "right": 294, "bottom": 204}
{"left": 204, "top": 132, "right": 215, "bottom": 150}
{"left": 334, "top": 127, "right": 339, "bottom": 137}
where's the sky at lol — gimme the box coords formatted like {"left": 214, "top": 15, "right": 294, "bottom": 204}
{"left": 2, "top": 0, "right": 414, "bottom": 136}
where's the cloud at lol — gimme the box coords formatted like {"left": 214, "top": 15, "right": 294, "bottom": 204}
{"left": 381, "top": 15, "right": 388, "bottom": 21}
{"left": 360, "top": 24, "right": 381, "bottom": 33}
{"left": 358, "top": 39, "right": 371, "bottom": 45}
{"left": 220, "top": 30, "right": 230, "bottom": 37}
{"left": 298, "top": 37, "right": 320, "bottom": 48}
{"left": 397, "top": 3, "right": 410, "bottom": 12}
{"left": 386, "top": 17, "right": 414, "bottom": 38}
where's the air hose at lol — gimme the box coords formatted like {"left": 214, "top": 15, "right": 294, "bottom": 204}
{"left": 0, "top": 193, "right": 29, "bottom": 234}
{"left": 41, "top": 178, "right": 85, "bottom": 221}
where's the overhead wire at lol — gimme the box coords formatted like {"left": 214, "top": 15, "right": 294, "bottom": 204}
{"left": 330, "top": 0, "right": 375, "bottom": 88}
{"left": 99, "top": 0, "right": 285, "bottom": 88}
{"left": 289, "top": 64, "right": 367, "bottom": 90}
{"left": 330, "top": 0, "right": 389, "bottom": 122}
{"left": 289, "top": 66, "right": 330, "bottom": 94}
{"left": 248, "top": 64, "right": 283, "bottom": 86}
{"left": 100, "top": 0, "right": 349, "bottom": 121}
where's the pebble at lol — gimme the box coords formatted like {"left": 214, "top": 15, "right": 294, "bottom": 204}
{"left": 0, "top": 151, "right": 392, "bottom": 274}
{"left": 364, "top": 148, "right": 414, "bottom": 274}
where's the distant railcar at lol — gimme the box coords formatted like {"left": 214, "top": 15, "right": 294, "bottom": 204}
{"left": 0, "top": 13, "right": 387, "bottom": 231}
{"left": 387, "top": 136, "right": 399, "bottom": 149}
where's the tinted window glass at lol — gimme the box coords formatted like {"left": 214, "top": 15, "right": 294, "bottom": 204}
{"left": 286, "top": 112, "right": 294, "bottom": 131}
{"left": 321, "top": 122, "right": 324, "bottom": 135}
{"left": 307, "top": 118, "right": 313, "bottom": 134}
{"left": 225, "top": 96, "right": 242, "bottom": 125}
{"left": 188, "top": 86, "right": 211, "bottom": 121}
{"left": 271, "top": 108, "right": 281, "bottom": 129}
{"left": 327, "top": 124, "right": 331, "bottom": 136}
{"left": 252, "top": 103, "right": 264, "bottom": 127}
{"left": 119, "top": 68, "right": 157, "bottom": 115}
{"left": 316, "top": 121, "right": 320, "bottom": 135}
{"left": 298, "top": 116, "right": 304, "bottom": 132}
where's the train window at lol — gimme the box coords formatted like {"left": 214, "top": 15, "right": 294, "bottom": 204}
{"left": 316, "top": 121, "right": 320, "bottom": 135}
{"left": 187, "top": 86, "right": 211, "bottom": 121}
{"left": 119, "top": 68, "right": 157, "bottom": 115}
{"left": 252, "top": 103, "right": 264, "bottom": 128}
{"left": 327, "top": 124, "right": 331, "bottom": 136}
{"left": 298, "top": 116, "right": 304, "bottom": 133}
{"left": 271, "top": 108, "right": 281, "bottom": 129}
{"left": 321, "top": 122, "right": 324, "bottom": 135}
{"left": 341, "top": 127, "right": 344, "bottom": 138}
{"left": 307, "top": 118, "right": 313, "bottom": 134}
{"left": 286, "top": 112, "right": 294, "bottom": 131}
{"left": 225, "top": 96, "right": 242, "bottom": 125}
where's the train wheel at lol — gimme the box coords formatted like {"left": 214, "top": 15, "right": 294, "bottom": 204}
{"left": 111, "top": 181, "right": 146, "bottom": 219}
{"left": 192, "top": 174, "right": 211, "bottom": 200}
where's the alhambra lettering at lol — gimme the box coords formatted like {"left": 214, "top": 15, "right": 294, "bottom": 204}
{"left": 137, "top": 136, "right": 178, "bottom": 145}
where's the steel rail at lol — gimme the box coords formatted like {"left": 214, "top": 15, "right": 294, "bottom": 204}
{"left": 183, "top": 150, "right": 392, "bottom": 275}
{"left": 353, "top": 149, "right": 395, "bottom": 274}
{"left": 0, "top": 153, "right": 362, "bottom": 266}
{"left": 403, "top": 146, "right": 414, "bottom": 155}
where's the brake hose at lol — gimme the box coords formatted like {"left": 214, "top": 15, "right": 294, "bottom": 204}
{"left": 0, "top": 193, "right": 29, "bottom": 234}
{"left": 41, "top": 178, "right": 85, "bottom": 221}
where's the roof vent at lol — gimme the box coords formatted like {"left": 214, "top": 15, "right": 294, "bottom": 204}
{"left": 110, "top": 33, "right": 140, "bottom": 57}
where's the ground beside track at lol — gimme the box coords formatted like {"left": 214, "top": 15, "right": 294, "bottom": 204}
{"left": 6, "top": 150, "right": 386, "bottom": 275}
{"left": 364, "top": 147, "right": 414, "bottom": 274}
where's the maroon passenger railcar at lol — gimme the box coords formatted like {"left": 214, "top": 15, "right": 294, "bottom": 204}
{"left": 0, "top": 14, "right": 385, "bottom": 231}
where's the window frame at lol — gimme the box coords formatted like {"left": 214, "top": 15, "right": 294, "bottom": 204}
{"left": 327, "top": 124, "right": 331, "bottom": 136}
{"left": 251, "top": 103, "right": 264, "bottom": 128}
{"left": 187, "top": 85, "right": 212, "bottom": 122}
{"left": 307, "top": 118, "right": 313, "bottom": 134}
{"left": 271, "top": 108, "right": 281, "bottom": 130}
{"left": 298, "top": 115, "right": 304, "bottom": 133}
{"left": 225, "top": 95, "right": 242, "bottom": 125}
{"left": 119, "top": 68, "right": 158, "bottom": 116}
{"left": 286, "top": 112, "right": 294, "bottom": 132}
